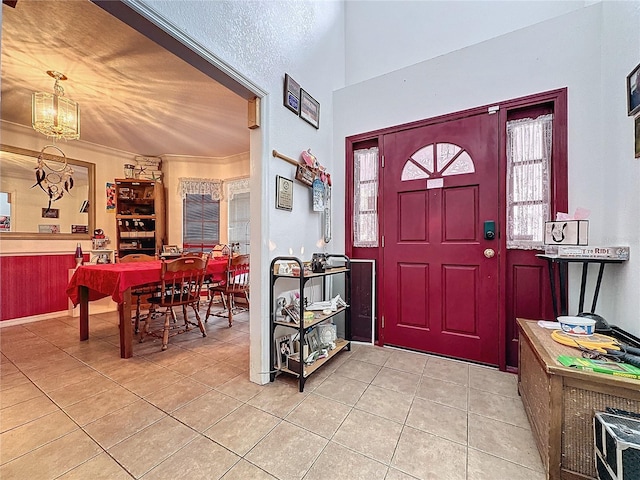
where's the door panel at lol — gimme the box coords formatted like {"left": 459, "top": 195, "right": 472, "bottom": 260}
{"left": 443, "top": 187, "right": 477, "bottom": 242}
{"left": 399, "top": 192, "right": 429, "bottom": 241}
{"left": 398, "top": 262, "right": 429, "bottom": 329}
{"left": 442, "top": 265, "right": 478, "bottom": 335}
{"left": 382, "top": 112, "right": 499, "bottom": 365}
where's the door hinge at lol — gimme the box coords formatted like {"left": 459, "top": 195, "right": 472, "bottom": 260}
{"left": 381, "top": 155, "right": 385, "bottom": 168}
{"left": 488, "top": 105, "right": 499, "bottom": 115}
{"left": 381, "top": 236, "right": 385, "bottom": 248}
{"left": 381, "top": 316, "right": 385, "bottom": 328}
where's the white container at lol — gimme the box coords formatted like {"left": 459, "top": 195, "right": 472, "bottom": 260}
{"left": 557, "top": 316, "right": 596, "bottom": 335}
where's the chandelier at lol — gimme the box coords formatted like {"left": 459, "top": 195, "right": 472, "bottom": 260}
{"left": 32, "top": 70, "right": 80, "bottom": 140}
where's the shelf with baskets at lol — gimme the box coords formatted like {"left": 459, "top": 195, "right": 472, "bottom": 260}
{"left": 269, "top": 254, "right": 351, "bottom": 392}
{"left": 114, "top": 179, "right": 165, "bottom": 260}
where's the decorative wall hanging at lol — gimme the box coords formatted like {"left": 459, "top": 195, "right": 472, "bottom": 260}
{"left": 312, "top": 178, "right": 325, "bottom": 212}
{"left": 324, "top": 185, "right": 332, "bottom": 243}
{"left": 283, "top": 74, "right": 301, "bottom": 114}
{"left": 300, "top": 89, "right": 320, "bottom": 129}
{"left": 32, "top": 145, "right": 75, "bottom": 212}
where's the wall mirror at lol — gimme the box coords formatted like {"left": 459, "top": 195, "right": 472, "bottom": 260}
{"left": 0, "top": 144, "right": 95, "bottom": 240}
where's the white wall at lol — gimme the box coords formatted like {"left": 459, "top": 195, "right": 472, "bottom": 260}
{"left": 334, "top": 2, "right": 640, "bottom": 335}
{"left": 344, "top": 0, "right": 588, "bottom": 85}
{"left": 140, "top": 0, "right": 346, "bottom": 384}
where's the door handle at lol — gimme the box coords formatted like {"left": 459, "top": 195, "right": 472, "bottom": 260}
{"left": 484, "top": 248, "right": 495, "bottom": 258}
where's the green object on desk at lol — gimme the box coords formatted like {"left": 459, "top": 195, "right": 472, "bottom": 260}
{"left": 557, "top": 355, "right": 640, "bottom": 380}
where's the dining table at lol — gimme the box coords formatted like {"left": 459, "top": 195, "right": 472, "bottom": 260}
{"left": 66, "top": 257, "right": 229, "bottom": 358}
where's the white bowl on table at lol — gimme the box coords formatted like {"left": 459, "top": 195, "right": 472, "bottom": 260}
{"left": 557, "top": 316, "right": 596, "bottom": 336}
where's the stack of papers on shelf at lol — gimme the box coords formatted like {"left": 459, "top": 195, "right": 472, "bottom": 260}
{"left": 306, "top": 294, "right": 349, "bottom": 312}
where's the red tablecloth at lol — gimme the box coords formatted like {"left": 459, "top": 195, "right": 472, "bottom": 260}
{"left": 66, "top": 258, "right": 229, "bottom": 305}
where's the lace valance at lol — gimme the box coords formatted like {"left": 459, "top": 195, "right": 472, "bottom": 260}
{"left": 178, "top": 177, "right": 223, "bottom": 201}
{"left": 226, "top": 177, "right": 250, "bottom": 200}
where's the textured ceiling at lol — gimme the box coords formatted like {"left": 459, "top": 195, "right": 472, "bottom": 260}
{"left": 1, "top": 0, "right": 250, "bottom": 158}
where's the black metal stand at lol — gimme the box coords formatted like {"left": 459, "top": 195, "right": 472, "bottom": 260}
{"left": 537, "top": 255, "right": 625, "bottom": 319}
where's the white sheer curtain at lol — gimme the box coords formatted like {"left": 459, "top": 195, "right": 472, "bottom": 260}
{"left": 506, "top": 114, "right": 553, "bottom": 249}
{"left": 178, "top": 177, "right": 223, "bottom": 201}
{"left": 227, "top": 178, "right": 250, "bottom": 255}
{"left": 353, "top": 147, "right": 379, "bottom": 247}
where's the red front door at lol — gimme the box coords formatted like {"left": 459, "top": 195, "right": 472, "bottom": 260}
{"left": 381, "top": 111, "right": 500, "bottom": 365}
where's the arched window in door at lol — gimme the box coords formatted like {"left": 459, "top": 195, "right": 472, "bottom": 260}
{"left": 400, "top": 142, "right": 475, "bottom": 181}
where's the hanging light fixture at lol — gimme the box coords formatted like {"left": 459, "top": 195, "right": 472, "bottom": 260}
{"left": 32, "top": 70, "right": 80, "bottom": 140}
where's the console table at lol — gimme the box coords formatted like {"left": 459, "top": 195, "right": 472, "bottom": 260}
{"left": 536, "top": 255, "right": 626, "bottom": 318}
{"left": 517, "top": 318, "right": 640, "bottom": 479}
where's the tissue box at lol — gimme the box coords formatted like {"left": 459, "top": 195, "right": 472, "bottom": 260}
{"left": 544, "top": 220, "right": 589, "bottom": 245}
{"left": 594, "top": 412, "right": 640, "bottom": 480}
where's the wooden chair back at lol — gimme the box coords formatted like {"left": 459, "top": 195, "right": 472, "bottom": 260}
{"left": 119, "top": 253, "right": 156, "bottom": 263}
{"left": 225, "top": 254, "right": 250, "bottom": 293}
{"left": 158, "top": 256, "right": 209, "bottom": 309}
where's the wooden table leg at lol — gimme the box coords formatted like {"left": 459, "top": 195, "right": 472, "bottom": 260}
{"left": 79, "top": 285, "right": 89, "bottom": 341}
{"left": 118, "top": 288, "right": 133, "bottom": 358}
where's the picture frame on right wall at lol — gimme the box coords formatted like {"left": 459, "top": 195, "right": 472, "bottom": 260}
{"left": 300, "top": 89, "right": 320, "bottom": 129}
{"left": 635, "top": 115, "right": 640, "bottom": 159}
{"left": 627, "top": 62, "right": 640, "bottom": 116}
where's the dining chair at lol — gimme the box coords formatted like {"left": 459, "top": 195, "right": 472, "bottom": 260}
{"left": 118, "top": 253, "right": 158, "bottom": 333}
{"left": 205, "top": 254, "right": 249, "bottom": 327}
{"left": 142, "top": 255, "right": 209, "bottom": 350}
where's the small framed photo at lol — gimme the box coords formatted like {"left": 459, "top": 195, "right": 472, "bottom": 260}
{"left": 38, "top": 224, "right": 60, "bottom": 234}
{"left": 282, "top": 304, "right": 300, "bottom": 324}
{"left": 276, "top": 175, "right": 293, "bottom": 211}
{"left": 306, "top": 328, "right": 320, "bottom": 353}
{"left": 42, "top": 208, "right": 59, "bottom": 218}
{"left": 627, "top": 62, "right": 640, "bottom": 116}
{"left": 283, "top": 73, "right": 301, "bottom": 115}
{"left": 163, "top": 245, "right": 179, "bottom": 254}
{"left": 299, "top": 89, "right": 320, "bottom": 129}
{"left": 275, "top": 334, "right": 293, "bottom": 369}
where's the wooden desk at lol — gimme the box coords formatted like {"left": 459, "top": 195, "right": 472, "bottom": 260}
{"left": 67, "top": 258, "right": 228, "bottom": 358}
{"left": 517, "top": 318, "right": 640, "bottom": 479}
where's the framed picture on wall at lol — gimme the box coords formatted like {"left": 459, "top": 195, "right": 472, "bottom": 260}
{"left": 300, "top": 89, "right": 320, "bottom": 129}
{"left": 627, "top": 62, "right": 640, "bottom": 116}
{"left": 42, "top": 208, "right": 59, "bottom": 218}
{"left": 635, "top": 115, "right": 640, "bottom": 159}
{"left": 283, "top": 74, "right": 301, "bottom": 115}
{"left": 275, "top": 175, "right": 293, "bottom": 211}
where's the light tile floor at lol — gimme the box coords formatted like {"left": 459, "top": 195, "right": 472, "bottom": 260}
{"left": 0, "top": 309, "right": 545, "bottom": 479}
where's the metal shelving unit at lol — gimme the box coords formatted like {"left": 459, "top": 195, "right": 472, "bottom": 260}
{"left": 269, "top": 254, "right": 351, "bottom": 392}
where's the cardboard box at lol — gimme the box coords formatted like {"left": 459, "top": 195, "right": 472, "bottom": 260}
{"left": 544, "top": 220, "right": 589, "bottom": 245}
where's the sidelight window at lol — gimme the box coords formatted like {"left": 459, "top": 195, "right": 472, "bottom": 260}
{"left": 353, "top": 147, "right": 379, "bottom": 247}
{"left": 506, "top": 114, "right": 553, "bottom": 249}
